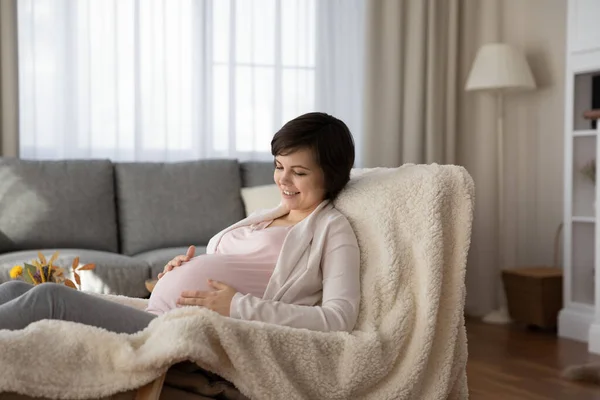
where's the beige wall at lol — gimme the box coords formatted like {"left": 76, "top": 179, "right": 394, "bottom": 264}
{"left": 500, "top": 0, "right": 566, "bottom": 273}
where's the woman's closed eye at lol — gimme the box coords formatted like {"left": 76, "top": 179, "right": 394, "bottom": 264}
{"left": 276, "top": 165, "right": 306, "bottom": 176}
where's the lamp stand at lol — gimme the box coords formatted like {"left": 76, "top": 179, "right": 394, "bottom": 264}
{"left": 482, "top": 92, "right": 512, "bottom": 325}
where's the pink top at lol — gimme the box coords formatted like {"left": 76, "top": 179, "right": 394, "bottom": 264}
{"left": 146, "top": 220, "right": 292, "bottom": 315}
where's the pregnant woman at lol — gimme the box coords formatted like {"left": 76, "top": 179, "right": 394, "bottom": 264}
{"left": 0, "top": 112, "right": 360, "bottom": 334}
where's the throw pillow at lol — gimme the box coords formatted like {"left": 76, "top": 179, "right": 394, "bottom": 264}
{"left": 241, "top": 184, "right": 281, "bottom": 216}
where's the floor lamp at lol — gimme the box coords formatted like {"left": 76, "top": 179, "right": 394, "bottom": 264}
{"left": 465, "top": 43, "right": 537, "bottom": 324}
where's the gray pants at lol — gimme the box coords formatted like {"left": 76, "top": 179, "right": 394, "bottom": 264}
{"left": 0, "top": 281, "right": 156, "bottom": 334}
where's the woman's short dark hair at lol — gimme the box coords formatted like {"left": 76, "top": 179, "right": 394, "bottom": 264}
{"left": 271, "top": 112, "right": 355, "bottom": 200}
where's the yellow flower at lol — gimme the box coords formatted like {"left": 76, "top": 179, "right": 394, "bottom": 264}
{"left": 9, "top": 266, "right": 23, "bottom": 279}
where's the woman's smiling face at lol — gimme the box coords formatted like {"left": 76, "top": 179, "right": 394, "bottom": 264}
{"left": 274, "top": 147, "right": 326, "bottom": 213}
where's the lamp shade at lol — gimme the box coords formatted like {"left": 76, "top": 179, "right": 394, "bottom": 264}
{"left": 465, "top": 43, "right": 536, "bottom": 92}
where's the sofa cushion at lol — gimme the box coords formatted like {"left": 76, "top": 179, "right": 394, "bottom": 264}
{"left": 0, "top": 249, "right": 150, "bottom": 298}
{"left": 0, "top": 159, "right": 119, "bottom": 254}
{"left": 115, "top": 160, "right": 245, "bottom": 256}
{"left": 240, "top": 161, "right": 275, "bottom": 187}
{"left": 133, "top": 246, "right": 208, "bottom": 279}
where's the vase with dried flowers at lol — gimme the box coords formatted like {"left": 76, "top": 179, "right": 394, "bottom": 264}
{"left": 9, "top": 251, "right": 95, "bottom": 290}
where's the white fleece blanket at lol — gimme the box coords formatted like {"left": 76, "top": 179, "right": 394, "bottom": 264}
{"left": 0, "top": 164, "right": 474, "bottom": 400}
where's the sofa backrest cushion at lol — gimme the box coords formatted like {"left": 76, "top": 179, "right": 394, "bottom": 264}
{"left": 115, "top": 160, "right": 245, "bottom": 256}
{"left": 240, "top": 161, "right": 275, "bottom": 187}
{"left": 0, "top": 158, "right": 119, "bottom": 253}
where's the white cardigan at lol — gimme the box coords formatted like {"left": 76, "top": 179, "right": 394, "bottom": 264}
{"left": 206, "top": 200, "right": 361, "bottom": 332}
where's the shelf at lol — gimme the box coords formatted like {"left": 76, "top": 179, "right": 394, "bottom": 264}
{"left": 573, "top": 130, "right": 598, "bottom": 137}
{"left": 573, "top": 73, "right": 600, "bottom": 130}
{"left": 573, "top": 216, "right": 596, "bottom": 223}
{"left": 572, "top": 222, "right": 595, "bottom": 305}
{"left": 571, "top": 48, "right": 600, "bottom": 74}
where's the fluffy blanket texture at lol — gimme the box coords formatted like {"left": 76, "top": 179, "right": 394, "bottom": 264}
{"left": 0, "top": 164, "right": 474, "bottom": 400}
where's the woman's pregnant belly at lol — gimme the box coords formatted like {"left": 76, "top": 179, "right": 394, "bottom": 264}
{"left": 146, "top": 254, "right": 275, "bottom": 315}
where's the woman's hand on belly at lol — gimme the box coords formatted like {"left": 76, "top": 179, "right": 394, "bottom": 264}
{"left": 177, "top": 279, "right": 237, "bottom": 317}
{"left": 158, "top": 245, "right": 196, "bottom": 280}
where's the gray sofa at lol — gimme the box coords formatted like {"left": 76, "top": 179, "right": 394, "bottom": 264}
{"left": 0, "top": 158, "right": 274, "bottom": 297}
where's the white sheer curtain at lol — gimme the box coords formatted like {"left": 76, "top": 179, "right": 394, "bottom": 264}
{"left": 17, "top": 0, "right": 364, "bottom": 162}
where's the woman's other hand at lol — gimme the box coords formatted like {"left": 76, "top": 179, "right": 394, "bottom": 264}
{"left": 177, "top": 280, "right": 237, "bottom": 317}
{"left": 157, "top": 245, "right": 195, "bottom": 280}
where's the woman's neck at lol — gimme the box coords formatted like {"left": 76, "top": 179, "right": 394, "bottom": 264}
{"left": 285, "top": 203, "right": 322, "bottom": 224}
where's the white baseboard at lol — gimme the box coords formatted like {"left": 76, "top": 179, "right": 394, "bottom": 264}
{"left": 588, "top": 323, "right": 600, "bottom": 354}
{"left": 558, "top": 307, "right": 594, "bottom": 343}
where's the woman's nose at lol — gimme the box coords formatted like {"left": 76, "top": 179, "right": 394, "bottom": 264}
{"left": 279, "top": 172, "right": 292, "bottom": 184}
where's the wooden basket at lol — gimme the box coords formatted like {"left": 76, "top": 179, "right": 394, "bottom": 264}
{"left": 502, "top": 266, "right": 563, "bottom": 329}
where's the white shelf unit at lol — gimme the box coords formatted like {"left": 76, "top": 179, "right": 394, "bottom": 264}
{"left": 559, "top": 0, "right": 600, "bottom": 351}
{"left": 572, "top": 130, "right": 598, "bottom": 137}
{"left": 573, "top": 216, "right": 596, "bottom": 223}
{"left": 561, "top": 126, "right": 599, "bottom": 345}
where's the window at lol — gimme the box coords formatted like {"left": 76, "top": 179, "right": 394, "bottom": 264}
{"left": 17, "top": 0, "right": 364, "bottom": 162}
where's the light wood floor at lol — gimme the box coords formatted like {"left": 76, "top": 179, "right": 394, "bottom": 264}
{"left": 467, "top": 318, "right": 600, "bottom": 399}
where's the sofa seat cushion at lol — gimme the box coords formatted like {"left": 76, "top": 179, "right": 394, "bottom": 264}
{"left": 0, "top": 249, "right": 150, "bottom": 298}
{"left": 0, "top": 159, "right": 119, "bottom": 253}
{"left": 133, "top": 246, "right": 208, "bottom": 279}
{"left": 115, "top": 160, "right": 245, "bottom": 256}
